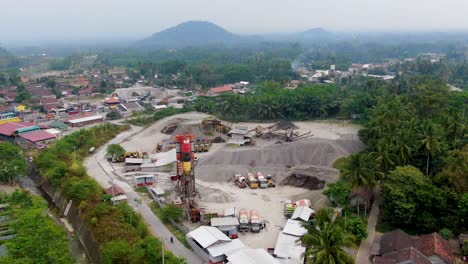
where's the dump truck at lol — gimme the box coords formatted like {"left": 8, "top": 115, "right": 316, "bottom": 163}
{"left": 250, "top": 210, "right": 262, "bottom": 232}
{"left": 202, "top": 141, "right": 211, "bottom": 152}
{"left": 239, "top": 209, "right": 250, "bottom": 232}
{"left": 257, "top": 173, "right": 268, "bottom": 188}
{"left": 235, "top": 174, "right": 247, "bottom": 188}
{"left": 124, "top": 152, "right": 140, "bottom": 158}
{"left": 247, "top": 173, "right": 259, "bottom": 189}
{"left": 284, "top": 200, "right": 296, "bottom": 217}
{"left": 266, "top": 175, "right": 276, "bottom": 187}
{"left": 195, "top": 141, "right": 204, "bottom": 153}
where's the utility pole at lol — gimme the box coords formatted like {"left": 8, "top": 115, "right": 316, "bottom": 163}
{"left": 72, "top": 146, "right": 77, "bottom": 160}
{"left": 162, "top": 238, "right": 165, "bottom": 264}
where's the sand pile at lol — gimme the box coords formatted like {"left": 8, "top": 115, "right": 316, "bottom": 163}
{"left": 195, "top": 138, "right": 364, "bottom": 183}
{"left": 197, "top": 185, "right": 235, "bottom": 203}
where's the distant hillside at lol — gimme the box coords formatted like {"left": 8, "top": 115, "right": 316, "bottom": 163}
{"left": 296, "top": 27, "right": 334, "bottom": 40}
{"left": 139, "top": 21, "right": 241, "bottom": 48}
{"left": 0, "top": 47, "right": 18, "bottom": 69}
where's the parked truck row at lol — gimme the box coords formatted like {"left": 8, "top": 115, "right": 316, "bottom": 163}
{"left": 238, "top": 209, "right": 264, "bottom": 233}
{"left": 194, "top": 139, "right": 211, "bottom": 153}
{"left": 234, "top": 172, "right": 276, "bottom": 189}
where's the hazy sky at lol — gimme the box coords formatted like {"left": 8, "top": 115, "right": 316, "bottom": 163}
{"left": 1, "top": 0, "right": 468, "bottom": 43}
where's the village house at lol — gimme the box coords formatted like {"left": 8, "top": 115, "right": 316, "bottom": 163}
{"left": 0, "top": 105, "right": 17, "bottom": 122}
{"left": 206, "top": 85, "right": 233, "bottom": 97}
{"left": 371, "top": 229, "right": 455, "bottom": 264}
{"left": 348, "top": 187, "right": 374, "bottom": 213}
{"left": 78, "top": 85, "right": 95, "bottom": 96}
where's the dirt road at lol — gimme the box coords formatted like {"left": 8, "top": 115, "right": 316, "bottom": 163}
{"left": 84, "top": 117, "right": 205, "bottom": 264}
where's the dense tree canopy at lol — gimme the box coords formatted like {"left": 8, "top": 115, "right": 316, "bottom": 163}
{"left": 381, "top": 166, "right": 455, "bottom": 233}
{"left": 0, "top": 190, "right": 72, "bottom": 264}
{"left": 0, "top": 142, "right": 26, "bottom": 184}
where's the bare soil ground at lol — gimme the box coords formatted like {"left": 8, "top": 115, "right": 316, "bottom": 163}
{"left": 114, "top": 112, "right": 363, "bottom": 249}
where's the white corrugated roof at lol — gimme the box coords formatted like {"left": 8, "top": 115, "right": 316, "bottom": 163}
{"left": 282, "top": 219, "right": 307, "bottom": 237}
{"left": 227, "top": 248, "right": 280, "bottom": 264}
{"left": 125, "top": 158, "right": 144, "bottom": 164}
{"left": 45, "top": 128, "right": 61, "bottom": 135}
{"left": 274, "top": 232, "right": 306, "bottom": 263}
{"left": 211, "top": 217, "right": 239, "bottom": 227}
{"left": 224, "top": 208, "right": 237, "bottom": 217}
{"left": 291, "top": 206, "right": 314, "bottom": 222}
{"left": 207, "top": 237, "right": 245, "bottom": 257}
{"left": 150, "top": 187, "right": 164, "bottom": 196}
{"left": 68, "top": 115, "right": 103, "bottom": 124}
{"left": 187, "top": 226, "right": 230, "bottom": 248}
{"left": 226, "top": 139, "right": 246, "bottom": 145}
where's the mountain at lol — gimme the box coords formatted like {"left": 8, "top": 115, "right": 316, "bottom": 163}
{"left": 296, "top": 27, "right": 334, "bottom": 40}
{"left": 139, "top": 21, "right": 241, "bottom": 48}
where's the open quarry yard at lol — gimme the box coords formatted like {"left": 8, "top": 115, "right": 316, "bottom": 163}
{"left": 116, "top": 112, "right": 364, "bottom": 249}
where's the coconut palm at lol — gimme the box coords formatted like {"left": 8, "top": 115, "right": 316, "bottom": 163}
{"left": 302, "top": 208, "right": 354, "bottom": 264}
{"left": 341, "top": 153, "right": 380, "bottom": 217}
{"left": 372, "top": 140, "right": 398, "bottom": 177}
{"left": 419, "top": 121, "right": 442, "bottom": 176}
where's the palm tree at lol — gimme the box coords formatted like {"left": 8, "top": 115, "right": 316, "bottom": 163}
{"left": 302, "top": 208, "right": 354, "bottom": 264}
{"left": 341, "top": 153, "right": 380, "bottom": 217}
{"left": 372, "top": 140, "right": 398, "bottom": 177}
{"left": 419, "top": 121, "right": 442, "bottom": 176}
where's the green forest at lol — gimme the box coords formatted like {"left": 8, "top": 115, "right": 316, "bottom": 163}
{"left": 0, "top": 190, "right": 72, "bottom": 264}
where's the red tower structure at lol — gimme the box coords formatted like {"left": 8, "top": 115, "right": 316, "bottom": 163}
{"left": 175, "top": 134, "right": 200, "bottom": 222}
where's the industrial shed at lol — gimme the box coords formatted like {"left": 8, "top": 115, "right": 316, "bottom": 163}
{"left": 291, "top": 206, "right": 314, "bottom": 222}
{"left": 227, "top": 248, "right": 280, "bottom": 264}
{"left": 282, "top": 219, "right": 307, "bottom": 237}
{"left": 186, "top": 226, "right": 246, "bottom": 264}
{"left": 274, "top": 232, "right": 306, "bottom": 264}
{"left": 66, "top": 113, "right": 103, "bottom": 127}
{"left": 210, "top": 217, "right": 240, "bottom": 238}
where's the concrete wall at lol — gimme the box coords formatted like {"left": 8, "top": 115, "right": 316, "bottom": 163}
{"left": 28, "top": 164, "right": 102, "bottom": 264}
{"left": 186, "top": 237, "right": 209, "bottom": 262}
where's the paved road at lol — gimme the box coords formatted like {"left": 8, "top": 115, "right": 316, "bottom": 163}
{"left": 355, "top": 191, "right": 380, "bottom": 264}
{"left": 84, "top": 122, "right": 204, "bottom": 264}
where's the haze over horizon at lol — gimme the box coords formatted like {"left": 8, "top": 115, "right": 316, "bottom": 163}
{"left": 2, "top": 0, "right": 468, "bottom": 44}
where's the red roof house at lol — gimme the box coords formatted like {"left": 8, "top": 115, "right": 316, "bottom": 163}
{"left": 0, "top": 122, "right": 35, "bottom": 137}
{"left": 373, "top": 230, "right": 455, "bottom": 264}
{"left": 207, "top": 85, "right": 233, "bottom": 96}
{"left": 374, "top": 247, "right": 432, "bottom": 264}
{"left": 412, "top": 233, "right": 454, "bottom": 264}
{"left": 104, "top": 96, "right": 121, "bottom": 105}
{"left": 19, "top": 130, "right": 56, "bottom": 143}
{"left": 40, "top": 98, "right": 58, "bottom": 105}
